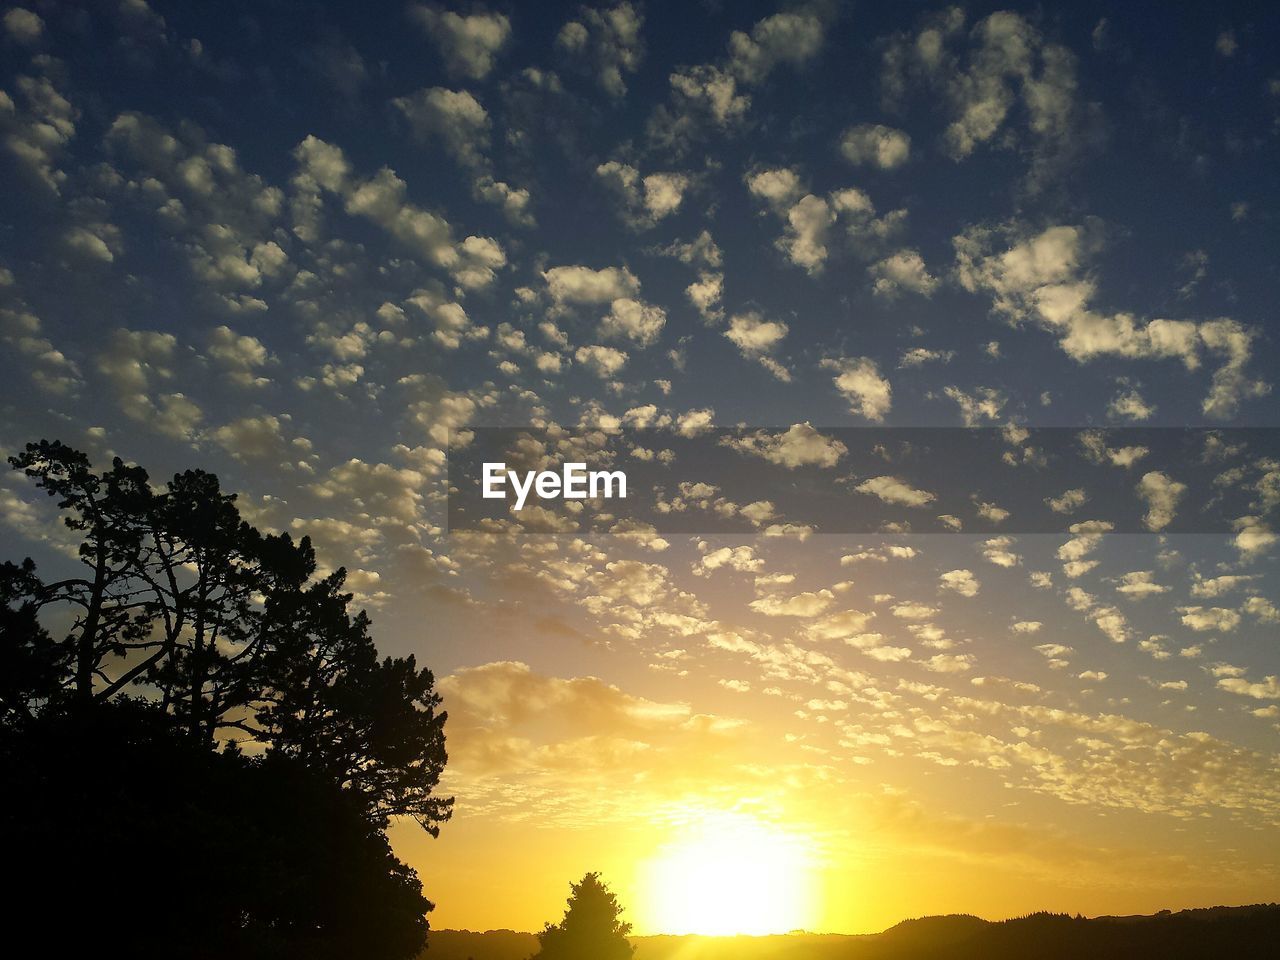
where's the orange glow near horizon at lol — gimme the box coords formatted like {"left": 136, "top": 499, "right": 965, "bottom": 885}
{"left": 634, "top": 812, "right": 819, "bottom": 936}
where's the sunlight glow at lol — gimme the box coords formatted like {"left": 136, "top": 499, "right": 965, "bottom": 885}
{"left": 637, "top": 812, "right": 817, "bottom": 936}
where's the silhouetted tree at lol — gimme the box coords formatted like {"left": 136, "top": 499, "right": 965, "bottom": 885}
{"left": 532, "top": 873, "right": 635, "bottom": 960}
{"left": 1, "top": 699, "right": 431, "bottom": 959}
{"left": 4, "top": 439, "right": 452, "bottom": 831}
{"left": 1, "top": 440, "right": 454, "bottom": 957}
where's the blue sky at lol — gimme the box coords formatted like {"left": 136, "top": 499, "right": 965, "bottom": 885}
{"left": 3, "top": 0, "right": 1280, "bottom": 934}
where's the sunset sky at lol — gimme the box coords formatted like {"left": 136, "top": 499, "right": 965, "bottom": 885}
{"left": 3, "top": 0, "right": 1280, "bottom": 936}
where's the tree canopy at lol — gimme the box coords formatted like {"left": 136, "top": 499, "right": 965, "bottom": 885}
{"left": 533, "top": 873, "right": 636, "bottom": 960}
{"left": 0, "top": 439, "right": 453, "bottom": 957}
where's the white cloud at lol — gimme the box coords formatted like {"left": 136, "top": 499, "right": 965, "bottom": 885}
{"left": 881, "top": 9, "right": 1087, "bottom": 189}
{"left": 394, "top": 87, "right": 490, "bottom": 169}
{"left": 574, "top": 344, "right": 628, "bottom": 377}
{"left": 1218, "top": 675, "right": 1280, "bottom": 700}
{"left": 940, "top": 569, "right": 980, "bottom": 597}
{"left": 899, "top": 347, "right": 954, "bottom": 368}
{"left": 1046, "top": 488, "right": 1088, "bottom": 513}
{"left": 557, "top": 2, "right": 644, "bottom": 98}
{"left": 1177, "top": 606, "right": 1241, "bottom": 632}
{"left": 694, "top": 545, "right": 763, "bottom": 576}
{"left": 822, "top": 357, "right": 892, "bottom": 421}
{"left": 544, "top": 264, "right": 641, "bottom": 306}
{"left": 598, "top": 298, "right": 666, "bottom": 347}
{"left": 409, "top": 6, "right": 511, "bottom": 80}
{"left": 1115, "top": 571, "right": 1168, "bottom": 597}
{"left": 722, "top": 311, "right": 790, "bottom": 379}
{"left": 1108, "top": 386, "right": 1156, "bottom": 421}
{"left": 983, "top": 536, "right": 1020, "bottom": 567}
{"left": 5, "top": 75, "right": 78, "bottom": 193}
{"left": 943, "top": 385, "right": 1004, "bottom": 425}
{"left": 746, "top": 170, "right": 903, "bottom": 275}
{"left": 1136, "top": 471, "right": 1186, "bottom": 532}
{"left": 839, "top": 124, "right": 911, "bottom": 169}
{"left": 955, "top": 223, "right": 1270, "bottom": 417}
{"left": 207, "top": 325, "right": 270, "bottom": 387}
{"left": 728, "top": 7, "right": 827, "bottom": 85}
{"left": 724, "top": 423, "right": 847, "bottom": 469}
{"left": 855, "top": 476, "right": 936, "bottom": 508}
{"left": 293, "top": 135, "right": 505, "bottom": 290}
{"left": 870, "top": 249, "right": 939, "bottom": 298}
{"left": 1232, "top": 516, "right": 1277, "bottom": 559}
{"left": 596, "top": 161, "right": 690, "bottom": 228}
{"left": 749, "top": 589, "right": 835, "bottom": 617}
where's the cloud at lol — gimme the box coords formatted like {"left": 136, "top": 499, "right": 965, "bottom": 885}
{"left": 596, "top": 161, "right": 690, "bottom": 228}
{"left": 1177, "top": 606, "right": 1241, "bottom": 632}
{"left": 955, "top": 223, "right": 1270, "bottom": 417}
{"left": 694, "top": 545, "right": 763, "bottom": 576}
{"left": 723, "top": 310, "right": 790, "bottom": 379}
{"left": 437, "top": 661, "right": 748, "bottom": 790}
{"left": 544, "top": 265, "right": 641, "bottom": 306}
{"left": 96, "top": 329, "right": 203, "bottom": 439}
{"left": 1078, "top": 430, "right": 1148, "bottom": 468}
{"left": 805, "top": 609, "right": 875, "bottom": 641}
{"left": 1232, "top": 516, "right": 1277, "bottom": 559}
{"left": 574, "top": 344, "right": 628, "bottom": 377}
{"left": 598, "top": 298, "right": 666, "bottom": 347}
{"left": 210, "top": 414, "right": 290, "bottom": 461}
{"left": 646, "top": 4, "right": 829, "bottom": 152}
{"left": 839, "top": 124, "right": 911, "bottom": 169}
{"left": 3, "top": 9, "right": 44, "bottom": 45}
{"left": 1108, "top": 386, "right": 1156, "bottom": 421}
{"left": 1191, "top": 574, "right": 1257, "bottom": 598}
{"left": 207, "top": 325, "right": 270, "bottom": 387}
{"left": 940, "top": 569, "right": 980, "bottom": 597}
{"left": 727, "top": 7, "right": 828, "bottom": 85}
{"left": 747, "top": 172, "right": 903, "bottom": 275}
{"left": 881, "top": 9, "right": 1092, "bottom": 190}
{"left": 983, "top": 536, "right": 1020, "bottom": 567}
{"left": 921, "top": 653, "right": 974, "bottom": 673}
{"left": 1115, "top": 571, "right": 1168, "bottom": 597}
{"left": 869, "top": 249, "right": 939, "bottom": 298}
{"left": 394, "top": 87, "right": 490, "bottom": 169}
{"left": 899, "top": 347, "right": 954, "bottom": 368}
{"left": 822, "top": 357, "right": 892, "bottom": 421}
{"left": 557, "top": 2, "right": 645, "bottom": 98}
{"left": 855, "top": 476, "right": 936, "bottom": 508}
{"left": 292, "top": 135, "right": 505, "bottom": 289}
{"left": 1136, "top": 471, "right": 1186, "bottom": 531}
{"left": 1217, "top": 675, "right": 1280, "bottom": 701}
{"left": 3, "top": 74, "right": 76, "bottom": 195}
{"left": 723, "top": 423, "right": 847, "bottom": 469}
{"left": 749, "top": 589, "right": 835, "bottom": 617}
{"left": 943, "top": 385, "right": 1005, "bottom": 425}
{"left": 1046, "top": 488, "right": 1088, "bottom": 513}
{"left": 0, "top": 304, "right": 82, "bottom": 395}
{"left": 409, "top": 6, "right": 511, "bottom": 80}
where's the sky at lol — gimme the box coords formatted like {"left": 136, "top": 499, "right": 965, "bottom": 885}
{"left": 2, "top": 0, "right": 1280, "bottom": 937}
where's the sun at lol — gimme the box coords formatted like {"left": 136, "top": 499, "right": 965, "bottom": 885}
{"left": 637, "top": 812, "right": 817, "bottom": 936}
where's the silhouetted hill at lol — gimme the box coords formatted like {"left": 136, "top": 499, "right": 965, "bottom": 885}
{"left": 425, "top": 903, "right": 1280, "bottom": 960}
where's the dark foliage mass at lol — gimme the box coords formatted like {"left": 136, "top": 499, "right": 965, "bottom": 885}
{"left": 0, "top": 440, "right": 452, "bottom": 958}
{"left": 532, "top": 873, "right": 636, "bottom": 960}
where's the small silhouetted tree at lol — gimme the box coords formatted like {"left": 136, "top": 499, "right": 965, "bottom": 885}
{"left": 532, "top": 873, "right": 635, "bottom": 960}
